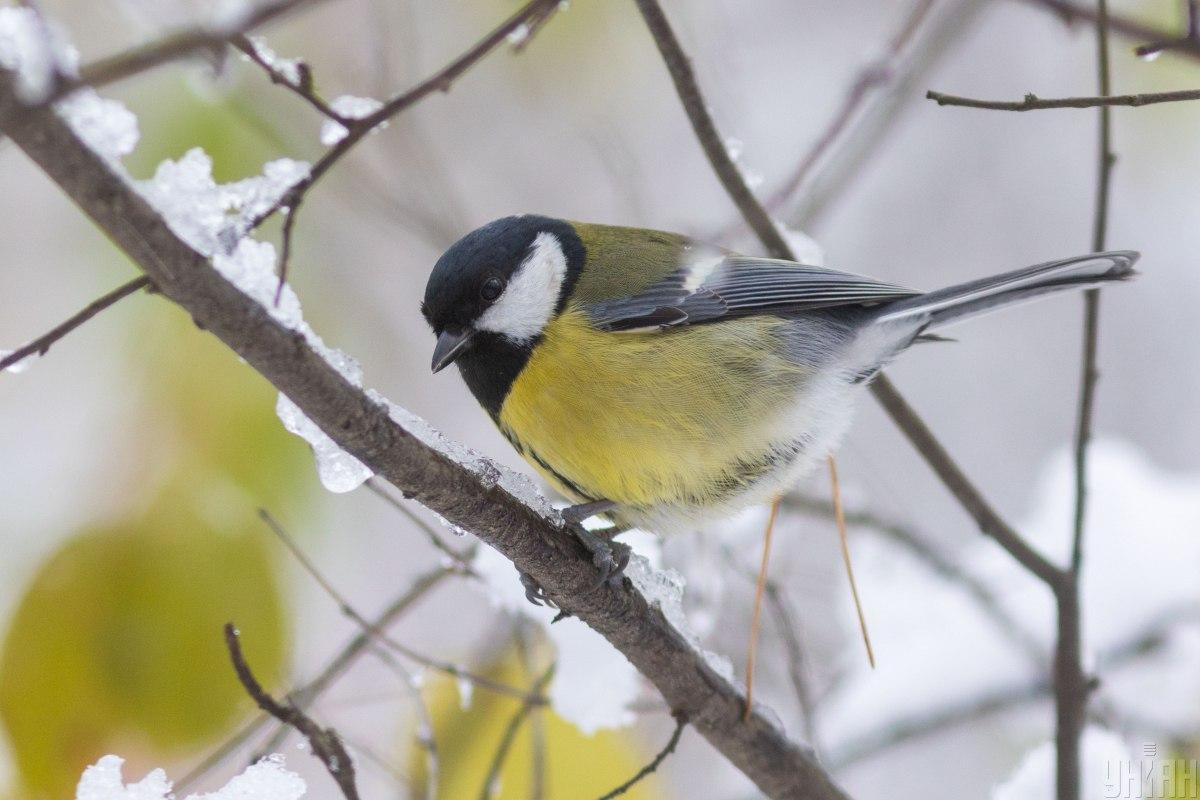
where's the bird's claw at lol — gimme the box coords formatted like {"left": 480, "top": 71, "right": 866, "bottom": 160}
{"left": 573, "top": 524, "right": 632, "bottom": 591}
{"left": 519, "top": 569, "right": 552, "bottom": 607}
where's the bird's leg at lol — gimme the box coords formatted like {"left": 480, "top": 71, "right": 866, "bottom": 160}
{"left": 514, "top": 500, "right": 629, "bottom": 611}
{"left": 561, "top": 498, "right": 618, "bottom": 524}
{"left": 744, "top": 495, "right": 782, "bottom": 721}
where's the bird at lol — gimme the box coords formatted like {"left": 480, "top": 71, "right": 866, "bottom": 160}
{"left": 421, "top": 215, "right": 1137, "bottom": 577}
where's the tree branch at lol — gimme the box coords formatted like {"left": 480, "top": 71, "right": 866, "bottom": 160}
{"left": 1018, "top": 0, "right": 1200, "bottom": 62}
{"left": 597, "top": 712, "right": 688, "bottom": 800}
{"left": 0, "top": 70, "right": 848, "bottom": 800}
{"left": 926, "top": 87, "right": 1200, "bottom": 110}
{"left": 224, "top": 623, "right": 361, "bottom": 800}
{"left": 0, "top": 275, "right": 150, "bottom": 372}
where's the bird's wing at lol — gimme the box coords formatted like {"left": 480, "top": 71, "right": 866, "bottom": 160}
{"left": 582, "top": 255, "right": 920, "bottom": 332}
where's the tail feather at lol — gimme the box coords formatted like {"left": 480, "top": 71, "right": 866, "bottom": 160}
{"left": 874, "top": 251, "right": 1139, "bottom": 330}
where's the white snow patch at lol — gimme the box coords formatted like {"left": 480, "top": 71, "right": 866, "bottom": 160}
{"left": 57, "top": 90, "right": 140, "bottom": 162}
{"left": 76, "top": 754, "right": 305, "bottom": 800}
{"left": 245, "top": 35, "right": 303, "bottom": 87}
{"left": 319, "top": 95, "right": 383, "bottom": 146}
{"left": 0, "top": 6, "right": 76, "bottom": 101}
{"left": 991, "top": 727, "right": 1138, "bottom": 800}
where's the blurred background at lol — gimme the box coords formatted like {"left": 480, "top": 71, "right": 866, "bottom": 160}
{"left": 1, "top": 0, "right": 1198, "bottom": 797}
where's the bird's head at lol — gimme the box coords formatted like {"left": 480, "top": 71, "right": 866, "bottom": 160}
{"left": 422, "top": 215, "right": 585, "bottom": 372}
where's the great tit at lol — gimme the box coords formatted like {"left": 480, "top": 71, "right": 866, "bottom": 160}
{"left": 421, "top": 215, "right": 1137, "bottom": 537}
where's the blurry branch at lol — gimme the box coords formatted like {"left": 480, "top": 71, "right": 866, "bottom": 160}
{"left": 597, "top": 712, "right": 688, "bottom": 800}
{"left": 1059, "top": 2, "right": 1116, "bottom": 796}
{"left": 46, "top": 0, "right": 335, "bottom": 103}
{"left": 252, "top": 0, "right": 565, "bottom": 299}
{"left": 224, "top": 623, "right": 362, "bottom": 800}
{"left": 478, "top": 664, "right": 556, "bottom": 800}
{"left": 764, "top": 0, "right": 939, "bottom": 217}
{"left": 515, "top": 622, "right": 548, "bottom": 800}
{"left": 786, "top": 495, "right": 1045, "bottom": 664}
{"left": 786, "top": 0, "right": 988, "bottom": 228}
{"left": 179, "top": 565, "right": 457, "bottom": 794}
{"left": 0, "top": 275, "right": 150, "bottom": 372}
{"left": 632, "top": 0, "right": 1059, "bottom": 585}
{"left": 230, "top": 34, "right": 344, "bottom": 121}
{"left": 1019, "top": 0, "right": 1200, "bottom": 62}
{"left": 926, "top": 87, "right": 1200, "bottom": 109}
{"left": 365, "top": 477, "right": 475, "bottom": 570}
{"left": 1133, "top": 0, "right": 1200, "bottom": 59}
{"left": 763, "top": 581, "right": 820, "bottom": 746}
{"left": 631, "top": 0, "right": 791, "bottom": 258}
{"left": 830, "top": 608, "right": 1199, "bottom": 769}
{"left": 258, "top": 509, "right": 541, "bottom": 705}
{"left": 0, "top": 71, "right": 849, "bottom": 795}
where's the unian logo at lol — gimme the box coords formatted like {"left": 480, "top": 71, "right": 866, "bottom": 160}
{"left": 1104, "top": 744, "right": 1199, "bottom": 798}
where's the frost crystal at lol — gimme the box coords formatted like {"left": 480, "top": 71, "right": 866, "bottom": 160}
{"left": 276, "top": 393, "right": 372, "bottom": 493}
{"left": 246, "top": 35, "right": 303, "bottom": 87}
{"left": 320, "top": 95, "right": 383, "bottom": 146}
{"left": 76, "top": 754, "right": 306, "bottom": 800}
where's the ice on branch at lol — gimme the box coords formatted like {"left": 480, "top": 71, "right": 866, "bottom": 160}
{"left": 991, "top": 727, "right": 1138, "bottom": 800}
{"left": 76, "top": 754, "right": 305, "bottom": 800}
{"left": 320, "top": 95, "right": 383, "bottom": 146}
{"left": 245, "top": 35, "right": 303, "bottom": 87}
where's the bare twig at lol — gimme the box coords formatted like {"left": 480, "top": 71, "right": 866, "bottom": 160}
{"left": 785, "top": 494, "right": 1045, "bottom": 665}
{"left": 926, "top": 88, "right": 1200, "bottom": 110}
{"left": 766, "top": 0, "right": 939, "bottom": 215}
{"left": 1, "top": 67, "right": 851, "bottom": 800}
{"left": 259, "top": 0, "right": 564, "bottom": 300}
{"left": 257, "top": 509, "right": 541, "bottom": 705}
{"left": 231, "top": 34, "right": 343, "bottom": 121}
{"left": 478, "top": 664, "right": 556, "bottom": 800}
{"left": 631, "top": 0, "right": 791, "bottom": 259}
{"left": 1058, "top": 1, "right": 1116, "bottom": 796}
{"left": 1133, "top": 0, "right": 1200, "bottom": 59}
{"left": 0, "top": 276, "right": 150, "bottom": 372}
{"left": 762, "top": 582, "right": 820, "bottom": 746}
{"left": 1018, "top": 0, "right": 1200, "bottom": 62}
{"left": 177, "top": 565, "right": 457, "bottom": 794}
{"left": 365, "top": 477, "right": 474, "bottom": 568}
{"left": 224, "top": 623, "right": 361, "bottom": 800}
{"left": 597, "top": 712, "right": 688, "bottom": 800}
{"left": 45, "top": 0, "right": 333, "bottom": 102}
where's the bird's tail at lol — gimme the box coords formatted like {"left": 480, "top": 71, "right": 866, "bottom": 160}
{"left": 873, "top": 251, "right": 1139, "bottom": 330}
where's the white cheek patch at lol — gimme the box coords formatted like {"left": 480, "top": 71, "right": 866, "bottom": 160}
{"left": 475, "top": 231, "right": 568, "bottom": 343}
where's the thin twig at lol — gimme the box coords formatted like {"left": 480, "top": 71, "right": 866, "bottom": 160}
{"left": 365, "top": 477, "right": 474, "bottom": 568}
{"left": 762, "top": 582, "right": 819, "bottom": 746}
{"left": 1134, "top": 0, "right": 1200, "bottom": 59}
{"left": 231, "top": 34, "right": 344, "bottom": 121}
{"left": 743, "top": 495, "right": 780, "bottom": 721}
{"left": 515, "top": 621, "right": 548, "bottom": 800}
{"left": 596, "top": 712, "right": 688, "bottom": 800}
{"left": 631, "top": 0, "right": 791, "bottom": 259}
{"left": 47, "top": 0, "right": 333, "bottom": 103}
{"left": 257, "top": 509, "right": 544, "bottom": 704}
{"left": 828, "top": 456, "right": 875, "bottom": 669}
{"left": 1018, "top": 0, "right": 1200, "bottom": 62}
{"left": 766, "top": 0, "right": 938, "bottom": 214}
{"left": 477, "top": 664, "right": 556, "bottom": 800}
{"left": 260, "top": 0, "right": 564, "bottom": 300}
{"left": 926, "top": 87, "right": 1200, "bottom": 110}
{"left": 224, "top": 623, "right": 361, "bottom": 800}
{"left": 1058, "top": 0, "right": 1115, "bottom": 795}
{"left": 0, "top": 276, "right": 150, "bottom": 372}
{"left": 785, "top": 495, "right": 1045, "bottom": 665}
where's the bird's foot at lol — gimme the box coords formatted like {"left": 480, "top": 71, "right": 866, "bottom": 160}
{"left": 519, "top": 569, "right": 553, "bottom": 607}
{"left": 572, "top": 523, "right": 632, "bottom": 591}
{"left": 560, "top": 498, "right": 618, "bottom": 525}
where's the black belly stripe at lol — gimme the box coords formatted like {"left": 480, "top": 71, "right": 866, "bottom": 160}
{"left": 500, "top": 425, "right": 597, "bottom": 502}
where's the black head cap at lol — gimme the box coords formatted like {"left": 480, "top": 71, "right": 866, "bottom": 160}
{"left": 421, "top": 215, "right": 584, "bottom": 335}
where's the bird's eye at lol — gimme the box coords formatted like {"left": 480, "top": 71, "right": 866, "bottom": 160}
{"left": 480, "top": 276, "right": 505, "bottom": 302}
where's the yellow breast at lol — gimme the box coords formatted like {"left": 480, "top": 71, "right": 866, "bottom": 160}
{"left": 497, "top": 306, "right": 809, "bottom": 509}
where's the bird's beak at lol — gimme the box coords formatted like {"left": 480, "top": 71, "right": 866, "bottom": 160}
{"left": 431, "top": 328, "right": 476, "bottom": 373}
